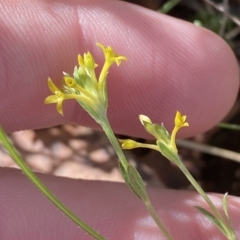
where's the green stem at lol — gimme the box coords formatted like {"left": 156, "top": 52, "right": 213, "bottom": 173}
{"left": 0, "top": 127, "right": 106, "bottom": 240}
{"left": 99, "top": 115, "right": 172, "bottom": 240}
{"left": 145, "top": 201, "right": 173, "bottom": 240}
{"left": 178, "top": 159, "right": 236, "bottom": 239}
{"left": 99, "top": 114, "right": 129, "bottom": 171}
{"left": 177, "top": 159, "right": 228, "bottom": 227}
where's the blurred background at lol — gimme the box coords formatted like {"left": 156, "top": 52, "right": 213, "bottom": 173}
{"left": 1, "top": 0, "right": 240, "bottom": 196}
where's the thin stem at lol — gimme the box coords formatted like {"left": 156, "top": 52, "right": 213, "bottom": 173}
{"left": 177, "top": 160, "right": 236, "bottom": 239}
{"left": 145, "top": 201, "right": 173, "bottom": 240}
{"left": 178, "top": 159, "right": 236, "bottom": 239}
{"left": 99, "top": 114, "right": 173, "bottom": 240}
{"left": 177, "top": 159, "right": 226, "bottom": 225}
{"left": 0, "top": 127, "right": 106, "bottom": 240}
{"left": 99, "top": 114, "right": 129, "bottom": 171}
{"left": 170, "top": 127, "right": 178, "bottom": 153}
{"left": 135, "top": 142, "right": 160, "bottom": 151}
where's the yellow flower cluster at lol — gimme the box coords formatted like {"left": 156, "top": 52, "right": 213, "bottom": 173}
{"left": 44, "top": 43, "right": 127, "bottom": 116}
{"left": 120, "top": 111, "right": 189, "bottom": 162}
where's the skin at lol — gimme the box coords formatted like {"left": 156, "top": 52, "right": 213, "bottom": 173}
{"left": 0, "top": 0, "right": 240, "bottom": 239}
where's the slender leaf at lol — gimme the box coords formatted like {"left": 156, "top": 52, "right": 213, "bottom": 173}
{"left": 128, "top": 164, "right": 149, "bottom": 202}
{"left": 222, "top": 193, "right": 229, "bottom": 220}
{"left": 195, "top": 206, "right": 227, "bottom": 236}
{"left": 119, "top": 161, "right": 140, "bottom": 199}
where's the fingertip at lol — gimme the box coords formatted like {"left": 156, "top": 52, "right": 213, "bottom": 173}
{"left": 94, "top": 10, "right": 240, "bottom": 138}
{"left": 1, "top": 0, "right": 238, "bottom": 136}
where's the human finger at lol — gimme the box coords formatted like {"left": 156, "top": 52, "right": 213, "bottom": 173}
{"left": 0, "top": 167, "right": 240, "bottom": 239}
{"left": 0, "top": 0, "right": 238, "bottom": 138}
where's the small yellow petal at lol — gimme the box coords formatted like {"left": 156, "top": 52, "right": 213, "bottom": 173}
{"left": 84, "top": 52, "right": 97, "bottom": 70}
{"left": 78, "top": 54, "right": 84, "bottom": 66}
{"left": 96, "top": 43, "right": 106, "bottom": 54}
{"left": 47, "top": 78, "right": 61, "bottom": 94}
{"left": 112, "top": 56, "right": 128, "bottom": 66}
{"left": 44, "top": 95, "right": 58, "bottom": 104}
{"left": 56, "top": 100, "right": 63, "bottom": 115}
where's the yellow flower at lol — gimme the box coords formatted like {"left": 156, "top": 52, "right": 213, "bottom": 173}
{"left": 44, "top": 78, "right": 66, "bottom": 115}
{"left": 96, "top": 43, "right": 127, "bottom": 106}
{"left": 96, "top": 43, "right": 127, "bottom": 66}
{"left": 174, "top": 111, "right": 189, "bottom": 128}
{"left": 44, "top": 78, "right": 81, "bottom": 115}
{"left": 139, "top": 111, "right": 189, "bottom": 162}
{"left": 170, "top": 111, "right": 189, "bottom": 152}
{"left": 45, "top": 43, "right": 127, "bottom": 119}
{"left": 64, "top": 76, "right": 96, "bottom": 99}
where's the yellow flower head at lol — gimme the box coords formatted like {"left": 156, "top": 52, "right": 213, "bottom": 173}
{"left": 138, "top": 111, "right": 189, "bottom": 162}
{"left": 44, "top": 43, "right": 127, "bottom": 119}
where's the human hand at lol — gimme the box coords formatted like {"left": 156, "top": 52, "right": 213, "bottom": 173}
{"left": 0, "top": 0, "right": 239, "bottom": 239}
